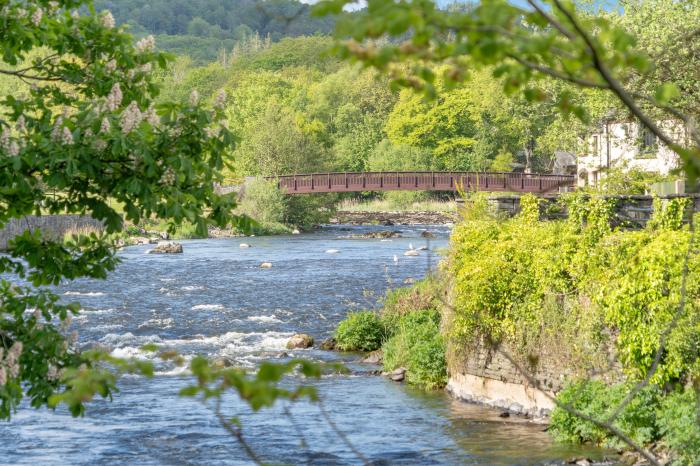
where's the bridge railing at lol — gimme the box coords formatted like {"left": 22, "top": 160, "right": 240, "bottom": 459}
{"left": 270, "top": 171, "right": 575, "bottom": 194}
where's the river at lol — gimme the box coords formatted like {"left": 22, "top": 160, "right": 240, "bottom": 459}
{"left": 1, "top": 225, "right": 613, "bottom": 465}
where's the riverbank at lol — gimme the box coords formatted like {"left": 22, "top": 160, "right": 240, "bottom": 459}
{"left": 330, "top": 210, "right": 457, "bottom": 225}
{"left": 329, "top": 194, "right": 700, "bottom": 466}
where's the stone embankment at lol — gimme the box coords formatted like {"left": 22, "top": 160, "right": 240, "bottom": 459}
{"left": 0, "top": 215, "right": 104, "bottom": 250}
{"left": 331, "top": 211, "right": 457, "bottom": 225}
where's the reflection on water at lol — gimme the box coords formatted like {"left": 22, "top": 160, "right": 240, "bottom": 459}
{"left": 1, "top": 226, "right": 615, "bottom": 465}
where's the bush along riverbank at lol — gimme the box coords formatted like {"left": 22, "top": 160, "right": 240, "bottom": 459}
{"left": 332, "top": 193, "right": 700, "bottom": 465}
{"left": 334, "top": 277, "right": 448, "bottom": 389}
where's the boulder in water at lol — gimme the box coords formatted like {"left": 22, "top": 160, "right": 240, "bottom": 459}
{"left": 361, "top": 350, "right": 383, "bottom": 364}
{"left": 286, "top": 333, "right": 314, "bottom": 349}
{"left": 416, "top": 246, "right": 429, "bottom": 251}
{"left": 383, "top": 367, "right": 406, "bottom": 382}
{"left": 325, "top": 249, "right": 340, "bottom": 254}
{"left": 239, "top": 243, "right": 252, "bottom": 248}
{"left": 421, "top": 230, "right": 435, "bottom": 238}
{"left": 292, "top": 229, "right": 301, "bottom": 235}
{"left": 211, "top": 357, "right": 234, "bottom": 369}
{"left": 319, "top": 337, "right": 337, "bottom": 350}
{"left": 148, "top": 241, "right": 183, "bottom": 254}
{"left": 404, "top": 249, "right": 419, "bottom": 257}
{"left": 260, "top": 262, "right": 273, "bottom": 268}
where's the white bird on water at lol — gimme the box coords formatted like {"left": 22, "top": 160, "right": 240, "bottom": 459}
{"left": 393, "top": 254, "right": 398, "bottom": 263}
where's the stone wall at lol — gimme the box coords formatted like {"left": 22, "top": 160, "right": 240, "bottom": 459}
{"left": 488, "top": 193, "right": 700, "bottom": 228}
{"left": 446, "top": 338, "right": 565, "bottom": 418}
{"left": 0, "top": 215, "right": 104, "bottom": 250}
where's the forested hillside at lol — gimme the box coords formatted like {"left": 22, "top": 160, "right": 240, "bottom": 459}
{"left": 93, "top": 0, "right": 334, "bottom": 61}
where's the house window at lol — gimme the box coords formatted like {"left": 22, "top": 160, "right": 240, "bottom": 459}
{"left": 591, "top": 135, "right": 599, "bottom": 156}
{"left": 637, "top": 127, "right": 658, "bottom": 159}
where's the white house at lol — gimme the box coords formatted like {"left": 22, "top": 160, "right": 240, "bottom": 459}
{"left": 577, "top": 119, "right": 684, "bottom": 187}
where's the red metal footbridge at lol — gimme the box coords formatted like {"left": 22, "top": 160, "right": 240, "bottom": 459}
{"left": 269, "top": 171, "right": 575, "bottom": 194}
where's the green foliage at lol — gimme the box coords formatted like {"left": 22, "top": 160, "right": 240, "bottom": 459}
{"left": 237, "top": 178, "right": 289, "bottom": 234}
{"left": 382, "top": 310, "right": 447, "bottom": 390}
{"left": 0, "top": 0, "right": 239, "bottom": 419}
{"left": 550, "top": 380, "right": 661, "bottom": 449}
{"left": 647, "top": 197, "right": 690, "bottom": 231}
{"left": 334, "top": 311, "right": 385, "bottom": 352}
{"left": 93, "top": 0, "right": 335, "bottom": 62}
{"left": 519, "top": 194, "right": 542, "bottom": 223}
{"left": 382, "top": 191, "right": 429, "bottom": 210}
{"left": 449, "top": 196, "right": 698, "bottom": 385}
{"left": 656, "top": 388, "right": 700, "bottom": 466}
{"left": 490, "top": 151, "right": 514, "bottom": 172}
{"left": 314, "top": 0, "right": 700, "bottom": 178}
{"left": 596, "top": 166, "right": 673, "bottom": 195}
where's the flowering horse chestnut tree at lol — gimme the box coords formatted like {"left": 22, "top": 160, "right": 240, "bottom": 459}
{"left": 0, "top": 0, "right": 242, "bottom": 418}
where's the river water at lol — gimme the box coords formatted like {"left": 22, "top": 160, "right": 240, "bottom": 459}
{"left": 1, "top": 225, "right": 613, "bottom": 465}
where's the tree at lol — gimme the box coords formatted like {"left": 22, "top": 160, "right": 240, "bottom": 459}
{"left": 0, "top": 0, "right": 239, "bottom": 419}
{"left": 313, "top": 0, "right": 700, "bottom": 464}
{"left": 315, "top": 0, "right": 700, "bottom": 179}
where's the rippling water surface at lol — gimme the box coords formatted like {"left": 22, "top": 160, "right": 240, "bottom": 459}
{"left": 2, "top": 225, "right": 613, "bottom": 465}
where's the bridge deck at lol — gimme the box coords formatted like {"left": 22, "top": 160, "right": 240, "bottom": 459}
{"left": 270, "top": 172, "right": 575, "bottom": 194}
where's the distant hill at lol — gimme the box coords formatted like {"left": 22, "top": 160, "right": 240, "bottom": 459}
{"left": 94, "top": 0, "right": 335, "bottom": 62}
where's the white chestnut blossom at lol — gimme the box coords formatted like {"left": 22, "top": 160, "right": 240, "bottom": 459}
{"left": 61, "top": 127, "right": 74, "bottom": 146}
{"left": 71, "top": 10, "right": 79, "bottom": 19}
{"left": 7, "top": 141, "right": 19, "bottom": 157}
{"left": 100, "top": 117, "right": 111, "bottom": 134}
{"left": 120, "top": 101, "right": 142, "bottom": 134}
{"left": 106, "top": 83, "right": 123, "bottom": 111}
{"left": 0, "top": 366, "right": 6, "bottom": 386}
{"left": 15, "top": 8, "right": 27, "bottom": 19}
{"left": 84, "top": 128, "right": 94, "bottom": 139}
{"left": 145, "top": 105, "right": 160, "bottom": 126}
{"left": 135, "top": 35, "right": 155, "bottom": 53}
{"left": 0, "top": 127, "right": 10, "bottom": 151}
{"left": 160, "top": 167, "right": 176, "bottom": 186}
{"left": 189, "top": 90, "right": 199, "bottom": 106}
{"left": 214, "top": 89, "right": 226, "bottom": 109}
{"left": 47, "top": 365, "right": 59, "bottom": 381}
{"left": 140, "top": 63, "right": 152, "bottom": 74}
{"left": 94, "top": 139, "right": 107, "bottom": 152}
{"left": 105, "top": 59, "right": 117, "bottom": 73}
{"left": 48, "top": 1, "right": 59, "bottom": 11}
{"left": 51, "top": 116, "right": 64, "bottom": 141}
{"left": 31, "top": 8, "right": 42, "bottom": 27}
{"left": 204, "top": 126, "right": 220, "bottom": 139}
{"left": 100, "top": 11, "right": 115, "bottom": 29}
{"left": 15, "top": 115, "right": 26, "bottom": 133}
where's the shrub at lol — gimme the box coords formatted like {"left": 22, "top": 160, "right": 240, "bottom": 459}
{"left": 657, "top": 388, "right": 700, "bottom": 466}
{"left": 383, "top": 310, "right": 447, "bottom": 389}
{"left": 381, "top": 278, "right": 441, "bottom": 333}
{"left": 237, "top": 177, "right": 289, "bottom": 234}
{"left": 549, "top": 380, "right": 661, "bottom": 449}
{"left": 334, "top": 311, "right": 385, "bottom": 352}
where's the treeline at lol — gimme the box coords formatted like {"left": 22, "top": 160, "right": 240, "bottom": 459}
{"left": 156, "top": 35, "right": 584, "bottom": 182}
{"left": 94, "top": 0, "right": 334, "bottom": 61}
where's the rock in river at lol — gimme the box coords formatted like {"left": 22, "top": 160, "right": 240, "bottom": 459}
{"left": 404, "top": 249, "right": 419, "bottom": 257}
{"left": 421, "top": 230, "right": 435, "bottom": 238}
{"left": 286, "top": 333, "right": 314, "bottom": 349}
{"left": 319, "top": 337, "right": 337, "bottom": 350}
{"left": 361, "top": 350, "right": 383, "bottom": 364}
{"left": 148, "top": 241, "right": 183, "bottom": 254}
{"left": 260, "top": 262, "right": 273, "bottom": 268}
{"left": 382, "top": 367, "right": 406, "bottom": 382}
{"left": 239, "top": 243, "right": 252, "bottom": 248}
